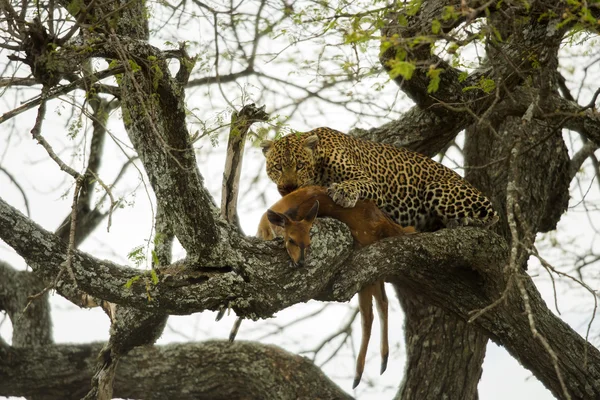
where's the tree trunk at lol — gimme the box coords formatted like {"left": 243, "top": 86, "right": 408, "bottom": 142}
{"left": 395, "top": 288, "right": 486, "bottom": 400}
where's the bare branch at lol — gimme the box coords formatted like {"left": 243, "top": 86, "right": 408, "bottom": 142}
{"left": 220, "top": 103, "right": 269, "bottom": 230}
{"left": 0, "top": 67, "right": 123, "bottom": 125}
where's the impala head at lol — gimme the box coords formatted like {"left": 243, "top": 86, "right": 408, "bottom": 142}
{"left": 266, "top": 201, "right": 320, "bottom": 267}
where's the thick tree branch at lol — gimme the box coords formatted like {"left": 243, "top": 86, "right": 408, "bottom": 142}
{"left": 570, "top": 141, "right": 600, "bottom": 180}
{"left": 352, "top": 106, "right": 463, "bottom": 157}
{"left": 353, "top": 85, "right": 600, "bottom": 159}
{"left": 0, "top": 340, "right": 352, "bottom": 400}
{"left": 494, "top": 86, "right": 600, "bottom": 147}
{"left": 339, "top": 234, "right": 600, "bottom": 400}
{"left": 3, "top": 191, "right": 599, "bottom": 398}
{"left": 53, "top": 16, "right": 221, "bottom": 257}
{"left": 368, "top": 2, "right": 569, "bottom": 156}
{"left": 379, "top": 0, "right": 471, "bottom": 108}
{"left": 0, "top": 195, "right": 353, "bottom": 316}
{"left": 0, "top": 261, "right": 52, "bottom": 347}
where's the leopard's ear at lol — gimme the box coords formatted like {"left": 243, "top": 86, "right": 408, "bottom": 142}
{"left": 303, "top": 135, "right": 319, "bottom": 151}
{"left": 260, "top": 140, "right": 273, "bottom": 156}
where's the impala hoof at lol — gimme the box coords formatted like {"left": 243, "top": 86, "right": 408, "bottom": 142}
{"left": 381, "top": 353, "right": 389, "bottom": 374}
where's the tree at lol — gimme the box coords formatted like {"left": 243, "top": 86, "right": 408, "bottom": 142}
{"left": 1, "top": 0, "right": 599, "bottom": 399}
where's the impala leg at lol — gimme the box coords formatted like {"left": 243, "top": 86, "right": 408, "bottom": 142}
{"left": 373, "top": 279, "right": 389, "bottom": 374}
{"left": 354, "top": 285, "right": 375, "bottom": 389}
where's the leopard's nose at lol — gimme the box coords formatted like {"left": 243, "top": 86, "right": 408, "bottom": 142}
{"left": 278, "top": 184, "right": 297, "bottom": 196}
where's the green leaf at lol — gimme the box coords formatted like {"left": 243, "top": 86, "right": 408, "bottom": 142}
{"left": 128, "top": 59, "right": 141, "bottom": 73}
{"left": 480, "top": 77, "right": 496, "bottom": 93}
{"left": 490, "top": 26, "right": 503, "bottom": 42}
{"left": 441, "top": 6, "right": 459, "bottom": 21}
{"left": 388, "top": 60, "right": 416, "bottom": 80}
{"left": 151, "top": 250, "right": 160, "bottom": 266}
{"left": 127, "top": 245, "right": 145, "bottom": 267}
{"left": 125, "top": 275, "right": 141, "bottom": 289}
{"left": 397, "top": 14, "right": 408, "bottom": 27}
{"left": 67, "top": 0, "right": 84, "bottom": 15}
{"left": 458, "top": 71, "right": 469, "bottom": 82}
{"left": 431, "top": 19, "right": 441, "bottom": 34}
{"left": 406, "top": 0, "right": 423, "bottom": 16}
{"left": 150, "top": 269, "right": 159, "bottom": 285}
{"left": 127, "top": 245, "right": 144, "bottom": 260}
{"left": 427, "top": 67, "right": 443, "bottom": 93}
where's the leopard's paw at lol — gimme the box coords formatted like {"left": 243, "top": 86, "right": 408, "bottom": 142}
{"left": 328, "top": 183, "right": 359, "bottom": 208}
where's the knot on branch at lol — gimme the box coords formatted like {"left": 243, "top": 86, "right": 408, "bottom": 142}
{"left": 8, "top": 17, "right": 76, "bottom": 87}
{"left": 233, "top": 104, "right": 270, "bottom": 129}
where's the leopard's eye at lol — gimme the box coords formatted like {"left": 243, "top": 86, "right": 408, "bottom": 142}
{"left": 273, "top": 163, "right": 282, "bottom": 171}
{"left": 297, "top": 162, "right": 305, "bottom": 170}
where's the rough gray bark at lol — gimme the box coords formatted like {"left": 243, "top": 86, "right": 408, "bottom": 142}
{"left": 369, "top": 2, "right": 570, "bottom": 397}
{"left": 395, "top": 289, "right": 486, "bottom": 400}
{"left": 354, "top": 2, "right": 588, "bottom": 399}
{"left": 83, "top": 204, "right": 173, "bottom": 400}
{"left": 221, "top": 104, "right": 269, "bottom": 231}
{"left": 0, "top": 340, "right": 352, "bottom": 400}
{"left": 338, "top": 234, "right": 600, "bottom": 400}
{"left": 2, "top": 0, "right": 600, "bottom": 399}
{"left": 0, "top": 262, "right": 52, "bottom": 348}
{"left": 3, "top": 185, "right": 600, "bottom": 399}
{"left": 0, "top": 196, "right": 352, "bottom": 317}
{"left": 69, "top": 0, "right": 221, "bottom": 258}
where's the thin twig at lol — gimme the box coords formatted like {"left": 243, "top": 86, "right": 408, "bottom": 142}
{"left": 581, "top": 86, "right": 600, "bottom": 111}
{"left": 530, "top": 246, "right": 598, "bottom": 367}
{"left": 0, "top": 67, "right": 123, "bottom": 125}
{"left": 30, "top": 88, "right": 82, "bottom": 180}
{"left": 87, "top": 170, "right": 118, "bottom": 232}
{"left": 303, "top": 307, "right": 360, "bottom": 362}
{"left": 64, "top": 176, "right": 84, "bottom": 284}
{"left": 0, "top": 164, "right": 31, "bottom": 216}
{"left": 468, "top": 274, "right": 514, "bottom": 323}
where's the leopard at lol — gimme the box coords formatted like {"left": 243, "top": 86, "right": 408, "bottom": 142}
{"left": 260, "top": 127, "right": 499, "bottom": 232}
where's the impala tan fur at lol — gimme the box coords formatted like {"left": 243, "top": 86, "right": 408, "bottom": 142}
{"left": 257, "top": 186, "right": 416, "bottom": 388}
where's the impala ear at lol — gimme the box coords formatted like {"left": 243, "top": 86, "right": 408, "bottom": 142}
{"left": 267, "top": 209, "right": 290, "bottom": 227}
{"left": 260, "top": 140, "right": 273, "bottom": 156}
{"left": 304, "top": 200, "right": 319, "bottom": 224}
{"left": 303, "top": 135, "right": 319, "bottom": 151}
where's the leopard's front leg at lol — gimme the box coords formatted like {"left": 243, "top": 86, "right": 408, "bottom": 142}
{"left": 327, "top": 178, "right": 381, "bottom": 208}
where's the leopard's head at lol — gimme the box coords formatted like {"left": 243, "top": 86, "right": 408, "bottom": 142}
{"left": 261, "top": 134, "right": 319, "bottom": 196}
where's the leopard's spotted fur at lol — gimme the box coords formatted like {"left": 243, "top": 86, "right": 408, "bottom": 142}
{"left": 261, "top": 127, "right": 499, "bottom": 231}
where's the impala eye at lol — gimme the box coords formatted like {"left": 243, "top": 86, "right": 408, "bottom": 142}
{"left": 288, "top": 238, "right": 297, "bottom": 246}
{"left": 297, "top": 162, "right": 305, "bottom": 170}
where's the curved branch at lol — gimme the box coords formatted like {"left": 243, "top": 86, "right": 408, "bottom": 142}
{"left": 0, "top": 340, "right": 353, "bottom": 400}
{"left": 0, "top": 195, "right": 353, "bottom": 316}
{"left": 371, "top": 2, "right": 570, "bottom": 155}
{"left": 339, "top": 236, "right": 600, "bottom": 400}
{"left": 87, "top": 34, "right": 221, "bottom": 256}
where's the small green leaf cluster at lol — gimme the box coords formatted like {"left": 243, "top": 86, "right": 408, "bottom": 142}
{"left": 463, "top": 76, "right": 496, "bottom": 94}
